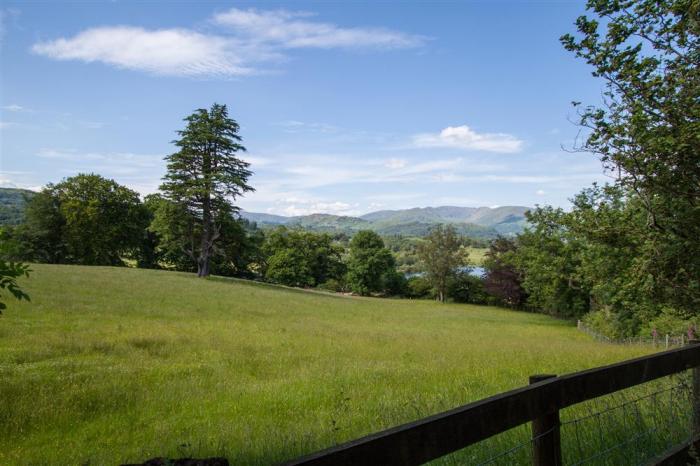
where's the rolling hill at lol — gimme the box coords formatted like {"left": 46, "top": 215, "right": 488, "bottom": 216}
{"left": 0, "top": 187, "right": 35, "bottom": 225}
{"left": 241, "top": 205, "right": 530, "bottom": 238}
{"left": 0, "top": 187, "right": 530, "bottom": 238}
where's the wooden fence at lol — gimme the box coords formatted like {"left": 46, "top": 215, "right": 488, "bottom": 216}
{"left": 284, "top": 341, "right": 700, "bottom": 466}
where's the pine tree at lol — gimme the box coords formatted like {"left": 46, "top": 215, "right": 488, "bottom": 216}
{"left": 161, "top": 104, "right": 253, "bottom": 277}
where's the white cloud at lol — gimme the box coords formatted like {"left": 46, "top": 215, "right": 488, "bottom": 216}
{"left": 277, "top": 120, "right": 338, "bottom": 133}
{"left": 32, "top": 27, "right": 254, "bottom": 77}
{"left": 212, "top": 8, "right": 426, "bottom": 49}
{"left": 2, "top": 104, "right": 24, "bottom": 112}
{"left": 536, "top": 189, "right": 546, "bottom": 195}
{"left": 412, "top": 125, "right": 524, "bottom": 153}
{"left": 31, "top": 9, "right": 426, "bottom": 77}
{"left": 280, "top": 201, "right": 361, "bottom": 217}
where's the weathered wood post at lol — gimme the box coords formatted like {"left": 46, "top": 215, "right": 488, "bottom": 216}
{"left": 529, "top": 374, "right": 561, "bottom": 466}
{"left": 666, "top": 334, "right": 670, "bottom": 349}
{"left": 689, "top": 339, "right": 700, "bottom": 438}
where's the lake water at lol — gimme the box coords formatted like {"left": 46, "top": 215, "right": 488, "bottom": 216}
{"left": 406, "top": 266, "right": 485, "bottom": 279}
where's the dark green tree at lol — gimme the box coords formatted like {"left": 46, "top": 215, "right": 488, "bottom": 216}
{"left": 262, "top": 227, "right": 345, "bottom": 287}
{"left": 345, "top": 230, "right": 396, "bottom": 296}
{"left": 161, "top": 103, "right": 253, "bottom": 277}
{"left": 515, "top": 207, "right": 590, "bottom": 318}
{"left": 483, "top": 237, "right": 527, "bottom": 308}
{"left": 417, "top": 224, "right": 466, "bottom": 302}
{"left": 8, "top": 174, "right": 146, "bottom": 265}
{"left": 55, "top": 174, "right": 146, "bottom": 265}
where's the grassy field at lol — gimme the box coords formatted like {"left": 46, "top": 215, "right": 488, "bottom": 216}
{"left": 0, "top": 264, "right": 652, "bottom": 465}
{"left": 466, "top": 247, "right": 488, "bottom": 266}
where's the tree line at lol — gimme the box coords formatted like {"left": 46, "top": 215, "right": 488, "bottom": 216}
{"left": 0, "top": 169, "right": 492, "bottom": 302}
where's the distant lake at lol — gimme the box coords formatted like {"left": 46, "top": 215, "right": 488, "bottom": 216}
{"left": 406, "top": 266, "right": 485, "bottom": 279}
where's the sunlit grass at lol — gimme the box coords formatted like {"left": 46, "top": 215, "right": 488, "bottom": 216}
{"left": 0, "top": 264, "right": 649, "bottom": 465}
{"left": 466, "top": 247, "right": 488, "bottom": 266}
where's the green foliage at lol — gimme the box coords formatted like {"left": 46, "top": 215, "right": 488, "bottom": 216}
{"left": 406, "top": 276, "right": 434, "bottom": 299}
{"left": 417, "top": 224, "right": 467, "bottom": 302}
{"left": 382, "top": 269, "right": 408, "bottom": 297}
{"left": 0, "top": 260, "right": 30, "bottom": 313}
{"left": 148, "top": 194, "right": 262, "bottom": 277}
{"left": 641, "top": 307, "right": 700, "bottom": 338}
{"left": 483, "top": 237, "right": 527, "bottom": 308}
{"left": 345, "top": 230, "right": 396, "bottom": 295}
{"left": 4, "top": 174, "right": 147, "bottom": 265}
{"left": 317, "top": 278, "right": 346, "bottom": 293}
{"left": 558, "top": 0, "right": 700, "bottom": 331}
{"left": 516, "top": 207, "right": 591, "bottom": 318}
{"left": 160, "top": 103, "right": 253, "bottom": 277}
{"left": 262, "top": 227, "right": 345, "bottom": 288}
{"left": 448, "top": 273, "right": 489, "bottom": 305}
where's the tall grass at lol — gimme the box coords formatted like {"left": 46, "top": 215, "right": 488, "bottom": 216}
{"left": 0, "top": 264, "right": 650, "bottom": 465}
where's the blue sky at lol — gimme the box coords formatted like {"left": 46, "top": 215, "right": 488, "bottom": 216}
{"left": 0, "top": 1, "right": 612, "bottom": 216}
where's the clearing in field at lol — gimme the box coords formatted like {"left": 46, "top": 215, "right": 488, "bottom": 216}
{"left": 0, "top": 264, "right": 649, "bottom": 465}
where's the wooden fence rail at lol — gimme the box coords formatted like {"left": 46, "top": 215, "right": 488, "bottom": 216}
{"left": 285, "top": 341, "right": 700, "bottom": 466}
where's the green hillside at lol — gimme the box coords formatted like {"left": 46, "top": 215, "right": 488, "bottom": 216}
{"left": 0, "top": 187, "right": 35, "bottom": 225}
{"left": 0, "top": 264, "right": 647, "bottom": 465}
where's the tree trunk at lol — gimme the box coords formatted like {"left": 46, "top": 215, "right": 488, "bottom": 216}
{"left": 199, "top": 194, "right": 212, "bottom": 278}
{"left": 197, "top": 256, "right": 210, "bottom": 277}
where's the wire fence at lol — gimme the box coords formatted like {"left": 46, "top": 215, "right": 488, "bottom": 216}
{"left": 577, "top": 321, "right": 689, "bottom": 348}
{"left": 429, "top": 371, "right": 694, "bottom": 465}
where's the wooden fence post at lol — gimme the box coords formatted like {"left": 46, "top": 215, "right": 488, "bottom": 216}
{"left": 529, "top": 374, "right": 561, "bottom": 466}
{"left": 666, "top": 334, "right": 669, "bottom": 349}
{"left": 689, "top": 339, "right": 700, "bottom": 437}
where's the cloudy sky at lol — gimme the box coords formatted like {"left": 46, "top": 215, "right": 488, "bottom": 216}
{"left": 0, "top": 1, "right": 611, "bottom": 216}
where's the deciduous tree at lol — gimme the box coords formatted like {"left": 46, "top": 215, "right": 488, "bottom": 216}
{"left": 417, "top": 224, "right": 466, "bottom": 303}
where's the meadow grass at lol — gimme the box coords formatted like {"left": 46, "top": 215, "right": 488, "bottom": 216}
{"left": 466, "top": 247, "right": 488, "bottom": 266}
{"left": 0, "top": 264, "right": 652, "bottom": 465}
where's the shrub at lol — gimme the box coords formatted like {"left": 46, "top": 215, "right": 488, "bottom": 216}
{"left": 406, "top": 276, "right": 433, "bottom": 299}
{"left": 449, "top": 273, "right": 489, "bottom": 304}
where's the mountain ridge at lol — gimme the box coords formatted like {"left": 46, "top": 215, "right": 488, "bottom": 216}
{"left": 0, "top": 187, "right": 530, "bottom": 238}
{"left": 241, "top": 205, "right": 531, "bottom": 238}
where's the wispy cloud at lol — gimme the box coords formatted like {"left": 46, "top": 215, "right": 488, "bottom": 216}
{"left": 2, "top": 104, "right": 25, "bottom": 112}
{"left": 32, "top": 27, "right": 254, "bottom": 77}
{"left": 212, "top": 8, "right": 427, "bottom": 49}
{"left": 277, "top": 120, "right": 339, "bottom": 134}
{"left": 31, "top": 8, "right": 426, "bottom": 77}
{"left": 412, "top": 125, "right": 524, "bottom": 153}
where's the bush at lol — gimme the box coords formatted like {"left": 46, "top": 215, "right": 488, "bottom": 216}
{"left": 448, "top": 273, "right": 489, "bottom": 304}
{"left": 581, "top": 309, "right": 625, "bottom": 339}
{"left": 640, "top": 307, "right": 699, "bottom": 339}
{"left": 318, "top": 278, "right": 346, "bottom": 293}
{"left": 383, "top": 270, "right": 408, "bottom": 297}
{"left": 406, "top": 276, "right": 433, "bottom": 299}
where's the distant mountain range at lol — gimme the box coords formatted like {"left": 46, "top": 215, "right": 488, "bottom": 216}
{"left": 241, "top": 205, "right": 531, "bottom": 238}
{"left": 0, "top": 187, "right": 530, "bottom": 238}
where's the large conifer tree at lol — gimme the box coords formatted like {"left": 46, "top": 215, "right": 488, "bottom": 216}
{"left": 161, "top": 104, "right": 253, "bottom": 277}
